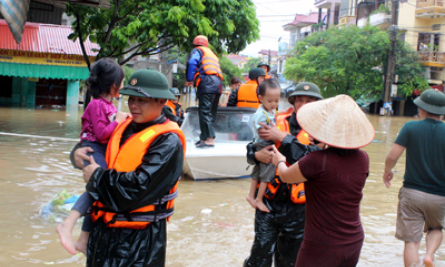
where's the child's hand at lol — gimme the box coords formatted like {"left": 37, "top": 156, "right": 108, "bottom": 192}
{"left": 271, "top": 146, "right": 286, "bottom": 167}
{"left": 115, "top": 111, "right": 129, "bottom": 123}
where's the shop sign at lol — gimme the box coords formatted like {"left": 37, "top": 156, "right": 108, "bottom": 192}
{"left": 0, "top": 50, "right": 95, "bottom": 67}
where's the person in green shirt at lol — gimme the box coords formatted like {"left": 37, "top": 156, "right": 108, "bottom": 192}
{"left": 384, "top": 89, "right": 445, "bottom": 267}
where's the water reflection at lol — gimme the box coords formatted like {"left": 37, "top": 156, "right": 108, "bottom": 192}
{"left": 0, "top": 98, "right": 444, "bottom": 266}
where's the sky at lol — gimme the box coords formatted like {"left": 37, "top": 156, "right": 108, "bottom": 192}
{"left": 241, "top": 0, "right": 317, "bottom": 57}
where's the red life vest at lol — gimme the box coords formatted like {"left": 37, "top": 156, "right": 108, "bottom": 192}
{"left": 90, "top": 119, "right": 186, "bottom": 229}
{"left": 193, "top": 46, "right": 223, "bottom": 87}
{"left": 237, "top": 80, "right": 260, "bottom": 109}
{"left": 264, "top": 113, "right": 307, "bottom": 204}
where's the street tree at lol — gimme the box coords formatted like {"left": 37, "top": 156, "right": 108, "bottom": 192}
{"left": 220, "top": 56, "right": 245, "bottom": 86}
{"left": 67, "top": 0, "right": 259, "bottom": 66}
{"left": 284, "top": 25, "right": 428, "bottom": 99}
{"left": 242, "top": 57, "right": 262, "bottom": 73}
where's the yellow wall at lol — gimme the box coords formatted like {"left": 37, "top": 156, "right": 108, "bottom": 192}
{"left": 399, "top": 2, "right": 445, "bottom": 80}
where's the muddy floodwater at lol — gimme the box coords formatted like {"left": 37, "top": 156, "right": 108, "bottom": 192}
{"left": 1, "top": 92, "right": 444, "bottom": 266}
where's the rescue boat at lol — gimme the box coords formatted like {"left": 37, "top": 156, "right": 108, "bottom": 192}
{"left": 181, "top": 107, "right": 256, "bottom": 180}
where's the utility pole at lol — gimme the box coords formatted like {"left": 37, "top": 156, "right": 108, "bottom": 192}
{"left": 383, "top": 0, "right": 399, "bottom": 114}
{"left": 268, "top": 49, "right": 271, "bottom": 65}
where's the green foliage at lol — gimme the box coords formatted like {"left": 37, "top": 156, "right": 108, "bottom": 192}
{"left": 370, "top": 4, "right": 391, "bottom": 15}
{"left": 123, "top": 66, "right": 135, "bottom": 85}
{"left": 66, "top": 0, "right": 259, "bottom": 65}
{"left": 241, "top": 57, "right": 262, "bottom": 73}
{"left": 284, "top": 25, "right": 429, "bottom": 99}
{"left": 172, "top": 51, "right": 188, "bottom": 89}
{"left": 219, "top": 56, "right": 245, "bottom": 86}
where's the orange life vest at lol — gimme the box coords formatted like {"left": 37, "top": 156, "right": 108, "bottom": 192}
{"left": 265, "top": 73, "right": 273, "bottom": 80}
{"left": 90, "top": 119, "right": 186, "bottom": 229}
{"left": 264, "top": 113, "right": 307, "bottom": 204}
{"left": 165, "top": 100, "right": 177, "bottom": 116}
{"left": 177, "top": 102, "right": 184, "bottom": 118}
{"left": 237, "top": 80, "right": 260, "bottom": 109}
{"left": 193, "top": 46, "right": 223, "bottom": 87}
{"left": 275, "top": 113, "right": 310, "bottom": 147}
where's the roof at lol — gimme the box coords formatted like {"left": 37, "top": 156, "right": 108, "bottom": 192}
{"left": 283, "top": 12, "right": 325, "bottom": 29}
{"left": 0, "top": 19, "right": 99, "bottom": 56}
{"left": 258, "top": 50, "right": 278, "bottom": 56}
{"left": 227, "top": 54, "right": 248, "bottom": 64}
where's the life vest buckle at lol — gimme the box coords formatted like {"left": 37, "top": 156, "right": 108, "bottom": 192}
{"left": 153, "top": 214, "right": 160, "bottom": 223}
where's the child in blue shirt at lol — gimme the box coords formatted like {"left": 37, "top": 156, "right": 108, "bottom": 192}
{"left": 246, "top": 79, "right": 281, "bottom": 213}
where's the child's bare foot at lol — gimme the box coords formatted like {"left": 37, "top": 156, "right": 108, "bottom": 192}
{"left": 75, "top": 239, "right": 87, "bottom": 255}
{"left": 75, "top": 230, "right": 90, "bottom": 255}
{"left": 56, "top": 223, "right": 76, "bottom": 255}
{"left": 246, "top": 195, "right": 256, "bottom": 209}
{"left": 424, "top": 256, "right": 434, "bottom": 267}
{"left": 255, "top": 199, "right": 270, "bottom": 213}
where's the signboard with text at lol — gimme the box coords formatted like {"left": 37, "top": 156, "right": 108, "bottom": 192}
{"left": 0, "top": 50, "right": 95, "bottom": 67}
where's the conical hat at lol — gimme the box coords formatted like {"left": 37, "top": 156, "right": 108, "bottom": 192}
{"left": 297, "top": 94, "right": 375, "bottom": 149}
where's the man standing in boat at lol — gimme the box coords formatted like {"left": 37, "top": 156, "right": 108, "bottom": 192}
{"left": 244, "top": 82, "right": 324, "bottom": 267}
{"left": 226, "top": 67, "right": 266, "bottom": 108}
{"left": 186, "top": 35, "right": 223, "bottom": 148}
{"left": 71, "top": 70, "right": 185, "bottom": 267}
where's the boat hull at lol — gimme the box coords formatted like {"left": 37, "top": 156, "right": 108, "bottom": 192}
{"left": 181, "top": 107, "right": 257, "bottom": 180}
{"left": 182, "top": 142, "right": 251, "bottom": 180}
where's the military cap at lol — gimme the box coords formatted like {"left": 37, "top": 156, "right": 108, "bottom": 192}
{"left": 414, "top": 88, "right": 445, "bottom": 115}
{"left": 288, "top": 82, "right": 323, "bottom": 105}
{"left": 249, "top": 68, "right": 266, "bottom": 80}
{"left": 257, "top": 62, "right": 270, "bottom": 72}
{"left": 169, "top": 87, "right": 180, "bottom": 96}
{"left": 120, "top": 69, "right": 176, "bottom": 100}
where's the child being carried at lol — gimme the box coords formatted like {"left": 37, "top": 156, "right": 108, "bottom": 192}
{"left": 246, "top": 79, "right": 281, "bottom": 213}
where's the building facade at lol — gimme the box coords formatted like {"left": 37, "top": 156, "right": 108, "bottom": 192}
{"left": 278, "top": 12, "right": 323, "bottom": 77}
{"left": 0, "top": 20, "right": 97, "bottom": 107}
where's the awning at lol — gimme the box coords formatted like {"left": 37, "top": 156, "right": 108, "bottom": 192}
{"left": 0, "top": 61, "right": 90, "bottom": 80}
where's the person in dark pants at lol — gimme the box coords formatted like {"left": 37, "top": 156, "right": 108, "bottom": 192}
{"left": 273, "top": 94, "right": 373, "bottom": 267}
{"left": 244, "top": 82, "right": 324, "bottom": 267}
{"left": 70, "top": 70, "right": 185, "bottom": 267}
{"left": 186, "top": 35, "right": 223, "bottom": 148}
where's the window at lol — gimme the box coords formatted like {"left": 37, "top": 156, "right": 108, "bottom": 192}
{"left": 0, "top": 76, "right": 13, "bottom": 98}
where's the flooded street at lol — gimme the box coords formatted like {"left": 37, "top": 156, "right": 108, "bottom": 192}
{"left": 0, "top": 93, "right": 444, "bottom": 266}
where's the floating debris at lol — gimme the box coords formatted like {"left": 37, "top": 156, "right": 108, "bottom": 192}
{"left": 201, "top": 208, "right": 212, "bottom": 214}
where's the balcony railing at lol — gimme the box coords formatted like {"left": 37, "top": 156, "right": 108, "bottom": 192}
{"left": 416, "top": 0, "right": 445, "bottom": 17}
{"left": 338, "top": 15, "right": 356, "bottom": 26}
{"left": 417, "top": 0, "right": 444, "bottom": 8}
{"left": 418, "top": 51, "right": 445, "bottom": 67}
{"left": 369, "top": 13, "right": 391, "bottom": 29}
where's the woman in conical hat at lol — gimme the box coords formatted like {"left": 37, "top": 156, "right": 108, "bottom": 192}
{"left": 272, "top": 94, "right": 375, "bottom": 267}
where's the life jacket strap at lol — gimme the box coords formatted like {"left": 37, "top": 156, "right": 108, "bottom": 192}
{"left": 112, "top": 208, "right": 175, "bottom": 223}
{"left": 156, "top": 190, "right": 178, "bottom": 205}
{"left": 91, "top": 190, "right": 178, "bottom": 214}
